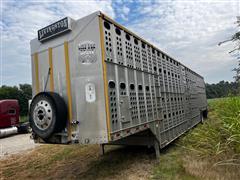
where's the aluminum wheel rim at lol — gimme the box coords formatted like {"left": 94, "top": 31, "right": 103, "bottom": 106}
{"left": 33, "top": 100, "right": 53, "bottom": 130}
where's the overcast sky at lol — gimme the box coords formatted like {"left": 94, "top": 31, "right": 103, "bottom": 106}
{"left": 0, "top": 0, "right": 239, "bottom": 86}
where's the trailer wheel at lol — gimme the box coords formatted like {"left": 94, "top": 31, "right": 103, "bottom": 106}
{"left": 18, "top": 122, "right": 32, "bottom": 134}
{"left": 200, "top": 112, "right": 204, "bottom": 123}
{"left": 29, "top": 92, "right": 67, "bottom": 140}
{"left": 202, "top": 109, "right": 208, "bottom": 119}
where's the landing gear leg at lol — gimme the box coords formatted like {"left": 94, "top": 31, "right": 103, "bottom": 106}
{"left": 154, "top": 140, "right": 160, "bottom": 159}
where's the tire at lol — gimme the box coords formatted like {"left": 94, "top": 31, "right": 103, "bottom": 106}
{"left": 202, "top": 109, "right": 208, "bottom": 119}
{"left": 29, "top": 92, "right": 67, "bottom": 140}
{"left": 18, "top": 122, "right": 32, "bottom": 134}
{"left": 200, "top": 112, "right": 204, "bottom": 123}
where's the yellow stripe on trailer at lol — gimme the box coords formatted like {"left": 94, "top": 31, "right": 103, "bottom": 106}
{"left": 99, "top": 16, "right": 111, "bottom": 141}
{"left": 34, "top": 53, "right": 39, "bottom": 93}
{"left": 48, "top": 48, "right": 54, "bottom": 92}
{"left": 64, "top": 41, "right": 73, "bottom": 141}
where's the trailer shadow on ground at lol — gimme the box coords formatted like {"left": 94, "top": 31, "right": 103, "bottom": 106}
{"left": 76, "top": 145, "right": 157, "bottom": 179}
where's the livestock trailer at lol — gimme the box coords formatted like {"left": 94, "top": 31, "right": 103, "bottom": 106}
{"left": 30, "top": 11, "right": 207, "bottom": 155}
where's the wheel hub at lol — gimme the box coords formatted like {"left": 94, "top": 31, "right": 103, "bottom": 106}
{"left": 33, "top": 100, "right": 53, "bottom": 130}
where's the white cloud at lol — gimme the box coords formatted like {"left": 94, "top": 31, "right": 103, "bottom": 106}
{"left": 122, "top": 5, "right": 130, "bottom": 15}
{"left": 0, "top": 0, "right": 114, "bottom": 86}
{"left": 1, "top": 0, "right": 239, "bottom": 85}
{"left": 125, "top": 0, "right": 239, "bottom": 83}
{"left": 119, "top": 5, "right": 130, "bottom": 21}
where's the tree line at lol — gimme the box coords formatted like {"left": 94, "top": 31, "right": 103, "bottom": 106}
{"left": 205, "top": 81, "right": 239, "bottom": 99}
{"left": 0, "top": 84, "right": 32, "bottom": 116}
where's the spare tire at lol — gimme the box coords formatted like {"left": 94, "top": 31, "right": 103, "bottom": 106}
{"left": 29, "top": 92, "right": 67, "bottom": 140}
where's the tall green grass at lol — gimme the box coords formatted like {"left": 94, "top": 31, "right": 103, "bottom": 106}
{"left": 216, "top": 97, "right": 240, "bottom": 153}
{"left": 180, "top": 97, "right": 240, "bottom": 157}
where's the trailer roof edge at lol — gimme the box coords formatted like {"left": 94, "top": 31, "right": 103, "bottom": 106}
{"left": 99, "top": 12, "right": 203, "bottom": 79}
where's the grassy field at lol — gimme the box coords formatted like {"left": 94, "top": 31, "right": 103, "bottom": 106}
{"left": 152, "top": 96, "right": 240, "bottom": 179}
{"left": 0, "top": 97, "right": 239, "bottom": 180}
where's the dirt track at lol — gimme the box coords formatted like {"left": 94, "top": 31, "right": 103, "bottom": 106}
{"left": 0, "top": 134, "right": 37, "bottom": 158}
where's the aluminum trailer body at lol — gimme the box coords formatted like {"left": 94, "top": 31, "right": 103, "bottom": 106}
{"left": 30, "top": 11, "right": 207, "bottom": 149}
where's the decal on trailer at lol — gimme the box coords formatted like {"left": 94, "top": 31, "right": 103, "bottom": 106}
{"left": 78, "top": 41, "right": 97, "bottom": 64}
{"left": 38, "top": 17, "right": 72, "bottom": 42}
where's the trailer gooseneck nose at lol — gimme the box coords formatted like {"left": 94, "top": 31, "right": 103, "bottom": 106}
{"left": 29, "top": 11, "right": 208, "bottom": 153}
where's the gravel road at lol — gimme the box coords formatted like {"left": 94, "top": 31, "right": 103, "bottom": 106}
{"left": 0, "top": 134, "right": 37, "bottom": 158}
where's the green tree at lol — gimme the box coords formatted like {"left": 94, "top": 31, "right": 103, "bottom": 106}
{"left": 206, "top": 81, "right": 238, "bottom": 99}
{"left": 19, "top": 84, "right": 32, "bottom": 116}
{"left": 0, "top": 84, "right": 32, "bottom": 116}
{"left": 218, "top": 16, "right": 240, "bottom": 83}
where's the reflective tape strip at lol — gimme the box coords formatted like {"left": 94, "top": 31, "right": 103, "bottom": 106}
{"left": 64, "top": 41, "right": 73, "bottom": 140}
{"left": 99, "top": 17, "right": 111, "bottom": 141}
{"left": 48, "top": 48, "right": 54, "bottom": 92}
{"left": 34, "top": 53, "right": 39, "bottom": 93}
